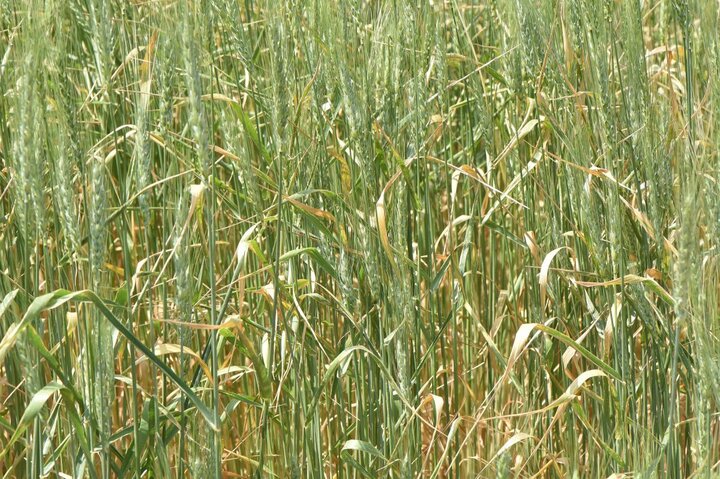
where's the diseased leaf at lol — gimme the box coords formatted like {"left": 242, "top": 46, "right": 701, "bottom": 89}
{"left": 342, "top": 439, "right": 386, "bottom": 461}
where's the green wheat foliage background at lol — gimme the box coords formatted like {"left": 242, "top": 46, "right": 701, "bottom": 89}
{"left": 1, "top": 0, "right": 719, "bottom": 477}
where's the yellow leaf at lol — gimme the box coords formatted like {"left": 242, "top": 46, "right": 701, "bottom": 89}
{"left": 137, "top": 343, "right": 213, "bottom": 385}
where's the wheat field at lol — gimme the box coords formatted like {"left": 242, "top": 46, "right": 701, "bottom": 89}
{"left": 1, "top": 0, "right": 719, "bottom": 477}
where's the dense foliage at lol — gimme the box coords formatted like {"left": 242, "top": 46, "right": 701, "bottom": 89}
{"left": 1, "top": 0, "right": 719, "bottom": 477}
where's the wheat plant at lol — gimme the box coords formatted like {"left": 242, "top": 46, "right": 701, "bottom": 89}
{"left": 1, "top": 0, "right": 719, "bottom": 477}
